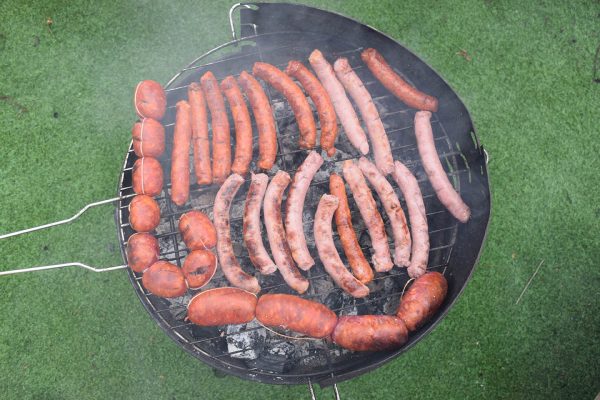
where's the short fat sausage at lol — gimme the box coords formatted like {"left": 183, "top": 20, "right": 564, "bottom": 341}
{"left": 221, "top": 76, "right": 253, "bottom": 176}
{"left": 134, "top": 80, "right": 167, "bottom": 120}
{"left": 126, "top": 232, "right": 159, "bottom": 273}
{"left": 188, "top": 82, "right": 212, "bottom": 185}
{"left": 397, "top": 271, "right": 448, "bottom": 332}
{"left": 332, "top": 315, "right": 409, "bottom": 352}
{"left": 132, "top": 157, "right": 163, "bottom": 197}
{"left": 132, "top": 118, "right": 165, "bottom": 158}
{"left": 142, "top": 261, "right": 187, "bottom": 298}
{"left": 187, "top": 287, "right": 257, "bottom": 326}
{"left": 178, "top": 210, "right": 217, "bottom": 250}
{"left": 170, "top": 100, "right": 192, "bottom": 206}
{"left": 129, "top": 195, "right": 160, "bottom": 233}
{"left": 182, "top": 250, "right": 217, "bottom": 289}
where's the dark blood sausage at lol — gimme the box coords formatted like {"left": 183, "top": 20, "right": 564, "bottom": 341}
{"left": 126, "top": 232, "right": 159, "bottom": 273}
{"left": 182, "top": 250, "right": 217, "bottom": 289}
{"left": 132, "top": 157, "right": 163, "bottom": 197}
{"left": 188, "top": 82, "right": 212, "bottom": 185}
{"left": 285, "top": 60, "right": 338, "bottom": 156}
{"left": 243, "top": 173, "right": 277, "bottom": 275}
{"left": 329, "top": 174, "right": 374, "bottom": 284}
{"left": 255, "top": 294, "right": 337, "bottom": 338}
{"left": 361, "top": 48, "right": 438, "bottom": 112}
{"left": 178, "top": 210, "right": 217, "bottom": 250}
{"left": 214, "top": 174, "right": 261, "bottom": 293}
{"left": 221, "top": 76, "right": 253, "bottom": 176}
{"left": 170, "top": 100, "right": 192, "bottom": 206}
{"left": 201, "top": 71, "right": 231, "bottom": 184}
{"left": 134, "top": 80, "right": 167, "bottom": 120}
{"left": 187, "top": 287, "right": 257, "bottom": 326}
{"left": 332, "top": 315, "right": 409, "bottom": 352}
{"left": 238, "top": 71, "right": 277, "bottom": 171}
{"left": 142, "top": 261, "right": 187, "bottom": 298}
{"left": 252, "top": 62, "right": 316, "bottom": 149}
{"left": 397, "top": 272, "right": 448, "bottom": 332}
{"left": 132, "top": 118, "right": 165, "bottom": 158}
{"left": 129, "top": 195, "right": 160, "bottom": 233}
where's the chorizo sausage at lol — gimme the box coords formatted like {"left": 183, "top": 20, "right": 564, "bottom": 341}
{"left": 132, "top": 118, "right": 165, "bottom": 158}
{"left": 332, "top": 315, "right": 409, "bottom": 352}
{"left": 126, "top": 232, "right": 159, "bottom": 273}
{"left": 221, "top": 76, "right": 253, "bottom": 176}
{"left": 182, "top": 250, "right": 217, "bottom": 289}
{"left": 187, "top": 287, "right": 257, "bottom": 326}
{"left": 134, "top": 80, "right": 166, "bottom": 120}
{"left": 397, "top": 271, "right": 448, "bottom": 332}
{"left": 178, "top": 210, "right": 217, "bottom": 250}
{"left": 170, "top": 100, "right": 192, "bottom": 206}
{"left": 132, "top": 157, "right": 163, "bottom": 197}
{"left": 188, "top": 82, "right": 212, "bottom": 185}
{"left": 142, "top": 261, "right": 187, "bottom": 298}
{"left": 129, "top": 195, "right": 160, "bottom": 233}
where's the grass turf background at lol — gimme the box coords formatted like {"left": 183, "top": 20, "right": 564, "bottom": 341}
{"left": 0, "top": 0, "right": 599, "bottom": 398}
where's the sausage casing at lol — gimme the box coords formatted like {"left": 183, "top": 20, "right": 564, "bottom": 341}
{"left": 332, "top": 315, "right": 408, "bottom": 351}
{"left": 134, "top": 80, "right": 166, "bottom": 120}
{"left": 142, "top": 261, "right": 187, "bottom": 298}
{"left": 221, "top": 76, "right": 253, "bottom": 176}
{"left": 132, "top": 157, "right": 163, "bottom": 197}
{"left": 126, "top": 232, "right": 159, "bottom": 273}
{"left": 171, "top": 100, "right": 192, "bottom": 206}
{"left": 188, "top": 82, "right": 212, "bottom": 185}
{"left": 132, "top": 118, "right": 165, "bottom": 158}
{"left": 397, "top": 272, "right": 448, "bottom": 332}
{"left": 178, "top": 210, "right": 217, "bottom": 250}
{"left": 129, "top": 195, "right": 160, "bottom": 233}
{"left": 187, "top": 287, "right": 257, "bottom": 326}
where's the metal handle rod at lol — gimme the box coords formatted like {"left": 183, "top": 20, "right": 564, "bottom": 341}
{"left": 229, "top": 3, "right": 253, "bottom": 41}
{"left": 307, "top": 378, "right": 341, "bottom": 400}
{"left": 0, "top": 262, "right": 128, "bottom": 276}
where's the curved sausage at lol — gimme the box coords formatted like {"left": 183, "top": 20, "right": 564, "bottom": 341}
{"left": 243, "top": 173, "right": 277, "bottom": 275}
{"left": 392, "top": 160, "right": 429, "bottom": 278}
{"left": 308, "top": 49, "right": 368, "bottom": 155}
{"left": 214, "top": 173, "right": 261, "bottom": 293}
{"left": 132, "top": 157, "right": 163, "bottom": 197}
{"left": 284, "top": 151, "right": 323, "bottom": 270}
{"left": 170, "top": 100, "right": 192, "bottom": 206}
{"left": 342, "top": 160, "right": 393, "bottom": 272}
{"left": 252, "top": 62, "right": 316, "bottom": 149}
{"left": 334, "top": 58, "right": 393, "bottom": 175}
{"left": 329, "top": 174, "right": 374, "bottom": 284}
{"left": 255, "top": 294, "right": 337, "bottom": 338}
{"left": 132, "top": 118, "right": 165, "bottom": 158}
{"left": 397, "top": 271, "right": 448, "bottom": 331}
{"left": 142, "top": 261, "right": 187, "bottom": 298}
{"left": 126, "top": 232, "right": 159, "bottom": 273}
{"left": 358, "top": 157, "right": 411, "bottom": 267}
{"left": 129, "top": 195, "right": 160, "bottom": 233}
{"left": 221, "top": 76, "right": 253, "bottom": 176}
{"left": 178, "top": 210, "right": 217, "bottom": 250}
{"left": 263, "top": 171, "right": 309, "bottom": 294}
{"left": 134, "top": 80, "right": 166, "bottom": 120}
{"left": 332, "top": 315, "right": 408, "bottom": 351}
{"left": 285, "top": 60, "right": 338, "bottom": 156}
{"left": 188, "top": 82, "right": 212, "bottom": 185}
{"left": 414, "top": 111, "right": 470, "bottom": 223}
{"left": 182, "top": 249, "right": 217, "bottom": 289}
{"left": 314, "top": 194, "right": 370, "bottom": 298}
{"left": 187, "top": 287, "right": 257, "bottom": 326}
{"left": 361, "top": 48, "right": 438, "bottom": 112}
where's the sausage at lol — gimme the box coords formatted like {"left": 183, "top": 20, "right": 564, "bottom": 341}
{"left": 329, "top": 174, "right": 374, "bottom": 284}
{"left": 255, "top": 294, "right": 337, "bottom": 338}
{"left": 308, "top": 49, "right": 369, "bottom": 155}
{"left": 132, "top": 118, "right": 165, "bottom": 158}
{"left": 134, "top": 80, "right": 166, "bottom": 120}
{"left": 285, "top": 60, "right": 338, "bottom": 156}
{"left": 243, "top": 173, "right": 277, "bottom": 275}
{"left": 284, "top": 151, "right": 323, "bottom": 270}
{"left": 182, "top": 249, "right": 217, "bottom": 289}
{"left": 187, "top": 287, "right": 257, "bottom": 326}
{"left": 334, "top": 58, "right": 393, "bottom": 175}
{"left": 314, "top": 194, "right": 370, "bottom": 298}
{"left": 132, "top": 157, "right": 163, "bottom": 197}
{"left": 361, "top": 48, "right": 438, "bottom": 112}
{"left": 214, "top": 173, "right": 261, "bottom": 293}
{"left": 414, "top": 111, "right": 470, "bottom": 223}
{"left": 342, "top": 160, "right": 393, "bottom": 272}
{"left": 358, "top": 157, "right": 411, "bottom": 267}
{"left": 238, "top": 71, "right": 277, "bottom": 171}
{"left": 178, "top": 210, "right": 217, "bottom": 250}
{"left": 188, "top": 82, "right": 211, "bottom": 185}
{"left": 142, "top": 261, "right": 187, "bottom": 298}
{"left": 263, "top": 171, "right": 309, "bottom": 294}
{"left": 392, "top": 161, "right": 429, "bottom": 278}
{"left": 129, "top": 195, "right": 160, "bottom": 233}
{"left": 126, "top": 232, "right": 159, "bottom": 273}
{"left": 397, "top": 272, "right": 448, "bottom": 331}
{"left": 252, "top": 62, "right": 316, "bottom": 149}
{"left": 221, "top": 76, "right": 253, "bottom": 176}
{"left": 170, "top": 100, "right": 192, "bottom": 206}
{"left": 332, "top": 315, "right": 408, "bottom": 351}
{"left": 201, "top": 71, "right": 231, "bottom": 184}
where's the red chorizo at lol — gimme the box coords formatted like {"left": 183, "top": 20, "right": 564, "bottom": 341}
{"left": 188, "top": 82, "right": 212, "bottom": 185}
{"left": 182, "top": 250, "right": 217, "bottom": 289}
{"left": 129, "top": 195, "right": 160, "bottom": 233}
{"left": 221, "top": 76, "right": 253, "bottom": 176}
{"left": 332, "top": 315, "right": 409, "bottom": 351}
{"left": 132, "top": 157, "right": 163, "bottom": 197}
{"left": 170, "top": 100, "right": 192, "bottom": 206}
{"left": 126, "top": 232, "right": 159, "bottom": 273}
{"left": 132, "top": 118, "right": 165, "bottom": 158}
{"left": 397, "top": 272, "right": 448, "bottom": 332}
{"left": 142, "top": 261, "right": 187, "bottom": 298}
{"left": 134, "top": 80, "right": 166, "bottom": 120}
{"left": 178, "top": 210, "right": 217, "bottom": 250}
{"left": 187, "top": 287, "right": 257, "bottom": 326}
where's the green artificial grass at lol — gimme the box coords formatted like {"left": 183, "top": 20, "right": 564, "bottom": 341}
{"left": 0, "top": 0, "right": 598, "bottom": 399}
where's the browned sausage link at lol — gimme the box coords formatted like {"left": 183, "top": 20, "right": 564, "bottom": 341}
{"left": 255, "top": 294, "right": 337, "bottom": 338}
{"left": 178, "top": 210, "right": 217, "bottom": 251}
{"left": 126, "top": 233, "right": 159, "bottom": 273}
{"left": 361, "top": 48, "right": 438, "bottom": 112}
{"left": 142, "top": 261, "right": 187, "bottom": 298}
{"left": 397, "top": 272, "right": 448, "bottom": 331}
{"left": 214, "top": 174, "right": 261, "bottom": 293}
{"left": 238, "top": 71, "right": 277, "bottom": 171}
{"left": 201, "top": 71, "right": 231, "bottom": 184}
{"left": 314, "top": 194, "right": 370, "bottom": 298}
{"left": 132, "top": 118, "right": 165, "bottom": 158}
{"left": 221, "top": 76, "right": 253, "bottom": 176}
{"left": 171, "top": 101, "right": 192, "bottom": 206}
{"left": 285, "top": 60, "right": 338, "bottom": 156}
{"left": 263, "top": 171, "right": 309, "bottom": 294}
{"left": 188, "top": 82, "right": 212, "bottom": 185}
{"left": 187, "top": 287, "right": 257, "bottom": 326}
{"left": 132, "top": 157, "right": 163, "bottom": 197}
{"left": 252, "top": 62, "right": 316, "bottom": 149}
{"left": 182, "top": 249, "right": 217, "bottom": 289}
{"left": 134, "top": 80, "right": 167, "bottom": 120}
{"left": 329, "top": 174, "right": 374, "bottom": 284}
{"left": 332, "top": 315, "right": 409, "bottom": 351}
{"left": 129, "top": 195, "right": 160, "bottom": 233}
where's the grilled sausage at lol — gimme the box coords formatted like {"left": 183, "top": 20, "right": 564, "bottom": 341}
{"left": 134, "top": 80, "right": 167, "bottom": 120}
{"left": 129, "top": 195, "right": 160, "bottom": 233}
{"left": 182, "top": 250, "right": 217, "bottom": 289}
{"left": 178, "top": 210, "right": 217, "bottom": 250}
{"left": 214, "top": 173, "right": 261, "bottom": 293}
{"left": 334, "top": 58, "right": 393, "bottom": 175}
{"left": 188, "top": 82, "right": 212, "bottom": 185}
{"left": 314, "top": 194, "right": 370, "bottom": 298}
{"left": 414, "top": 111, "right": 470, "bottom": 223}
{"left": 397, "top": 272, "right": 448, "bottom": 331}
{"left": 142, "top": 261, "right": 187, "bottom": 298}
{"left": 255, "top": 294, "right": 337, "bottom": 338}
{"left": 201, "top": 71, "right": 231, "bottom": 184}
{"left": 221, "top": 76, "right": 253, "bottom": 176}
{"left": 332, "top": 315, "right": 409, "bottom": 352}
{"left": 392, "top": 161, "right": 429, "bottom": 278}
{"left": 187, "top": 287, "right": 257, "bottom": 326}
{"left": 284, "top": 151, "right": 323, "bottom": 270}
{"left": 132, "top": 118, "right": 165, "bottom": 158}
{"left": 238, "top": 71, "right": 277, "bottom": 171}
{"left": 285, "top": 60, "right": 338, "bottom": 156}
{"left": 243, "top": 173, "right": 277, "bottom": 275}
{"left": 132, "top": 157, "right": 163, "bottom": 197}
{"left": 253, "top": 62, "right": 316, "bottom": 149}
{"left": 329, "top": 174, "right": 374, "bottom": 284}
{"left": 264, "top": 171, "right": 309, "bottom": 294}
{"left": 126, "top": 232, "right": 159, "bottom": 273}
{"left": 308, "top": 49, "right": 369, "bottom": 155}
{"left": 358, "top": 157, "right": 411, "bottom": 267}
{"left": 170, "top": 100, "right": 192, "bottom": 206}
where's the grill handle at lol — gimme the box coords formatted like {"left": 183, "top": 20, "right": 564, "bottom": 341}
{"left": 229, "top": 3, "right": 257, "bottom": 41}
{"left": 308, "top": 378, "right": 341, "bottom": 400}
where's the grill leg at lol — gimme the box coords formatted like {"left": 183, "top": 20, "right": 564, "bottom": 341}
{"left": 307, "top": 378, "right": 341, "bottom": 400}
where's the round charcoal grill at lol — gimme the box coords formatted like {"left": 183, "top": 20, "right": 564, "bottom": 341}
{"left": 114, "top": 3, "right": 490, "bottom": 388}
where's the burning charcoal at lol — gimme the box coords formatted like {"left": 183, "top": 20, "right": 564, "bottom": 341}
{"left": 246, "top": 340, "right": 296, "bottom": 374}
{"left": 323, "top": 290, "right": 344, "bottom": 312}
{"left": 226, "top": 321, "right": 266, "bottom": 360}
{"left": 167, "top": 293, "right": 193, "bottom": 321}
